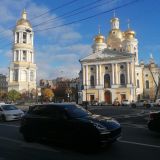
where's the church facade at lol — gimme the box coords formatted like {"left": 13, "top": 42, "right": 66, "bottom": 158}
{"left": 8, "top": 10, "right": 36, "bottom": 93}
{"left": 80, "top": 16, "right": 160, "bottom": 104}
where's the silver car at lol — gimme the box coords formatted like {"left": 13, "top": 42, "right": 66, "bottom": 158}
{"left": 0, "top": 104, "right": 24, "bottom": 121}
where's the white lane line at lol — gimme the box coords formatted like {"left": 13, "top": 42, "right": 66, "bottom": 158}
{"left": 121, "top": 123, "right": 148, "bottom": 129}
{"left": 0, "top": 124, "right": 19, "bottom": 128}
{"left": 0, "top": 136, "right": 59, "bottom": 152}
{"left": 118, "top": 139, "right": 160, "bottom": 149}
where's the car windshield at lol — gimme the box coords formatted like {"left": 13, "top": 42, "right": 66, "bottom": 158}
{"left": 1, "top": 105, "right": 18, "bottom": 111}
{"left": 65, "top": 105, "right": 91, "bottom": 118}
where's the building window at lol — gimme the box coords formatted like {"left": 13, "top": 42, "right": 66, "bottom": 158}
{"left": 23, "top": 51, "right": 27, "bottom": 61}
{"left": 30, "top": 34, "right": 32, "bottom": 43}
{"left": 104, "top": 74, "right": 111, "bottom": 88}
{"left": 120, "top": 65, "right": 124, "bottom": 69}
{"left": 90, "top": 75, "right": 95, "bottom": 87}
{"left": 13, "top": 69, "right": 18, "bottom": 81}
{"left": 90, "top": 67, "right": 93, "bottom": 71}
{"left": 145, "top": 74, "right": 148, "bottom": 77}
{"left": 137, "top": 79, "right": 140, "bottom": 88}
{"left": 105, "top": 66, "right": 109, "bottom": 70}
{"left": 120, "top": 74, "right": 125, "bottom": 85}
{"left": 23, "top": 32, "right": 27, "bottom": 43}
{"left": 16, "top": 32, "right": 19, "bottom": 43}
{"left": 30, "top": 71, "right": 34, "bottom": 81}
{"left": 146, "top": 80, "right": 149, "bottom": 89}
{"left": 16, "top": 50, "right": 19, "bottom": 61}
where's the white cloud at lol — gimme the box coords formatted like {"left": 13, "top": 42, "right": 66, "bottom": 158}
{"left": 0, "top": 0, "right": 92, "bottom": 81}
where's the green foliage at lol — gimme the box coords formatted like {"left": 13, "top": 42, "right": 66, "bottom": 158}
{"left": 7, "top": 89, "right": 21, "bottom": 102}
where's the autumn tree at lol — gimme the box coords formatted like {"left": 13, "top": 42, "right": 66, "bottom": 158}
{"left": 42, "top": 88, "right": 54, "bottom": 102}
{"left": 7, "top": 89, "right": 21, "bottom": 102}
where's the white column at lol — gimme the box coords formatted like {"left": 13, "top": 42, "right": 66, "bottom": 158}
{"left": 20, "top": 32, "right": 22, "bottom": 43}
{"left": 86, "top": 65, "right": 88, "bottom": 85}
{"left": 131, "top": 62, "right": 134, "bottom": 85}
{"left": 83, "top": 65, "right": 86, "bottom": 85}
{"left": 99, "top": 64, "right": 102, "bottom": 85}
{"left": 127, "top": 62, "right": 130, "bottom": 84}
{"left": 115, "top": 63, "right": 118, "bottom": 84}
{"left": 96, "top": 65, "right": 99, "bottom": 86}
{"left": 112, "top": 63, "right": 115, "bottom": 84}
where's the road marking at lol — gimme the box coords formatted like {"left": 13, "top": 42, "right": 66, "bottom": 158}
{"left": 0, "top": 124, "right": 19, "bottom": 128}
{"left": 0, "top": 136, "right": 59, "bottom": 152}
{"left": 121, "top": 123, "right": 148, "bottom": 129}
{"left": 118, "top": 139, "right": 160, "bottom": 149}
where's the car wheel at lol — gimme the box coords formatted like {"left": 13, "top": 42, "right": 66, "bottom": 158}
{"left": 0, "top": 115, "right": 6, "bottom": 121}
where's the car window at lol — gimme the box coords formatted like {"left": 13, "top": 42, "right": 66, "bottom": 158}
{"left": 29, "top": 105, "right": 67, "bottom": 120}
{"left": 1, "top": 105, "right": 18, "bottom": 110}
{"left": 64, "top": 104, "right": 91, "bottom": 118}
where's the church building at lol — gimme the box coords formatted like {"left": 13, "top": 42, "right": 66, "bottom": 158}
{"left": 8, "top": 10, "right": 36, "bottom": 93}
{"left": 80, "top": 16, "right": 160, "bottom": 104}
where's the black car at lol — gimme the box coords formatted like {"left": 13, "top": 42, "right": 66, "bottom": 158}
{"left": 20, "top": 103, "right": 121, "bottom": 148}
{"left": 148, "top": 111, "right": 160, "bottom": 132}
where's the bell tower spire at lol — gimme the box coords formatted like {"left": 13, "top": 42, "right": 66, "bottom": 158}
{"left": 22, "top": 9, "right": 27, "bottom": 20}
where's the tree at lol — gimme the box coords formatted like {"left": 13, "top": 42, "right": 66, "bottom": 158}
{"left": 42, "top": 88, "right": 54, "bottom": 102}
{"left": 7, "top": 90, "right": 21, "bottom": 102}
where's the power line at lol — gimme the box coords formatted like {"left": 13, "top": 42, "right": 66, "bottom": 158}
{"left": 0, "top": 0, "right": 79, "bottom": 39}
{"left": 34, "top": 0, "right": 140, "bottom": 32}
{"left": 32, "top": 0, "right": 105, "bottom": 28}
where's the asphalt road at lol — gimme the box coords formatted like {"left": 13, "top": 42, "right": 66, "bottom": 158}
{"left": 0, "top": 105, "right": 160, "bottom": 160}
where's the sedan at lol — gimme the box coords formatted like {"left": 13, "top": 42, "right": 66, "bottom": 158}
{"left": 20, "top": 103, "right": 121, "bottom": 148}
{"left": 148, "top": 111, "right": 160, "bottom": 132}
{"left": 0, "top": 104, "right": 24, "bottom": 121}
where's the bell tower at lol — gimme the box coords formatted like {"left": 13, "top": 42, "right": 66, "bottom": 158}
{"left": 8, "top": 10, "right": 36, "bottom": 93}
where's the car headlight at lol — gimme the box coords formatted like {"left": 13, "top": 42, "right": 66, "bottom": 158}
{"left": 93, "top": 122, "right": 106, "bottom": 130}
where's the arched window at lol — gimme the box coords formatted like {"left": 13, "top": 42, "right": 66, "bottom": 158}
{"left": 104, "top": 74, "right": 111, "bottom": 88}
{"left": 137, "top": 79, "right": 140, "bottom": 88}
{"left": 120, "top": 74, "right": 125, "bottom": 85}
{"left": 90, "top": 75, "right": 95, "bottom": 87}
{"left": 21, "top": 70, "right": 27, "bottom": 82}
{"left": 30, "top": 71, "right": 34, "bottom": 81}
{"left": 146, "top": 80, "right": 149, "bottom": 89}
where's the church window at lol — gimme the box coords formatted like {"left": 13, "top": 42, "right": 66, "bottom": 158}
{"left": 145, "top": 74, "right": 148, "bottom": 77}
{"left": 105, "top": 66, "right": 109, "bottom": 70}
{"left": 104, "top": 74, "right": 111, "bottom": 88}
{"left": 16, "top": 50, "right": 19, "bottom": 61}
{"left": 30, "top": 52, "right": 32, "bottom": 62}
{"left": 137, "top": 73, "right": 139, "bottom": 76}
{"left": 30, "top": 71, "right": 34, "bottom": 81}
{"left": 146, "top": 80, "right": 149, "bottom": 89}
{"left": 120, "top": 74, "right": 125, "bottom": 85}
{"left": 13, "top": 69, "right": 18, "bottom": 81}
{"left": 23, "top": 32, "right": 27, "bottom": 43}
{"left": 120, "top": 65, "right": 124, "bottom": 69}
{"left": 90, "top": 67, "right": 93, "bottom": 71}
{"left": 137, "top": 79, "right": 140, "bottom": 88}
{"left": 90, "top": 75, "right": 95, "bottom": 87}
{"left": 23, "top": 51, "right": 27, "bottom": 61}
{"left": 16, "top": 32, "right": 19, "bottom": 43}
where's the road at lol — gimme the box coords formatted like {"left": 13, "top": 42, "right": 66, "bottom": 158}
{"left": 0, "top": 105, "right": 160, "bottom": 160}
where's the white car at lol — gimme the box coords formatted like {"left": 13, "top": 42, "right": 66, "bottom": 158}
{"left": 121, "top": 100, "right": 130, "bottom": 106}
{"left": 155, "top": 99, "right": 160, "bottom": 106}
{"left": 0, "top": 104, "right": 24, "bottom": 121}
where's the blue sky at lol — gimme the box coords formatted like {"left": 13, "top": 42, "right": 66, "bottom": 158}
{"left": 0, "top": 0, "right": 160, "bottom": 80}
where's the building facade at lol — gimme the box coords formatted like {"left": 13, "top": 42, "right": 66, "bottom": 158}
{"left": 8, "top": 10, "right": 36, "bottom": 93}
{"left": 80, "top": 16, "right": 160, "bottom": 104}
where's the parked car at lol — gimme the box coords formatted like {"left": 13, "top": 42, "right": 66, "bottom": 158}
{"left": 0, "top": 104, "right": 24, "bottom": 121}
{"left": 155, "top": 99, "right": 160, "bottom": 107}
{"left": 20, "top": 103, "right": 121, "bottom": 148}
{"left": 131, "top": 99, "right": 154, "bottom": 108}
{"left": 148, "top": 111, "right": 160, "bottom": 132}
{"left": 121, "top": 100, "right": 130, "bottom": 106}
